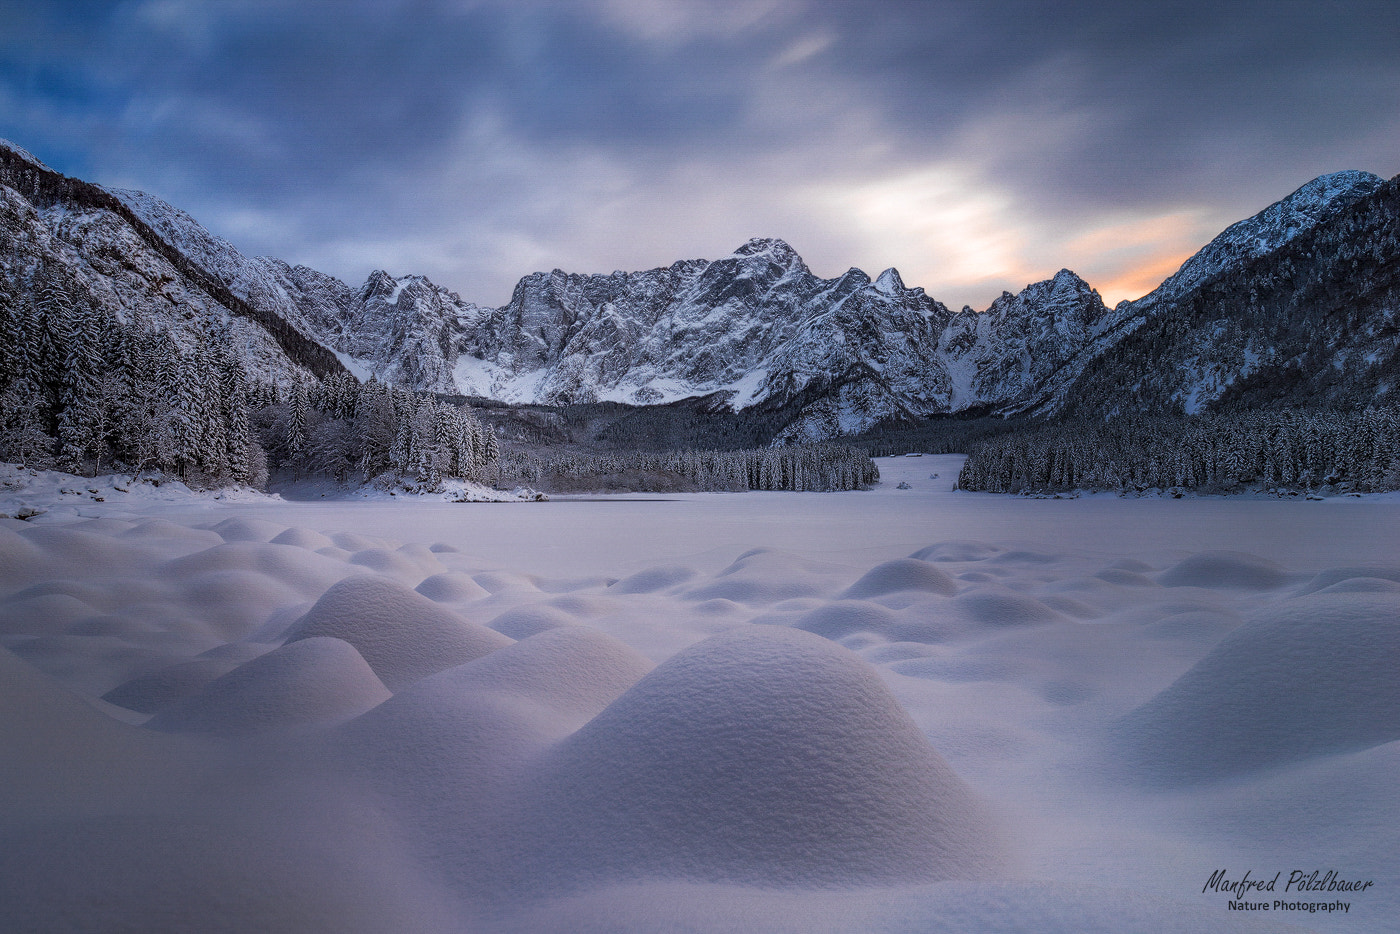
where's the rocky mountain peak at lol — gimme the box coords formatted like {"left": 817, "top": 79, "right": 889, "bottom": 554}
{"left": 873, "top": 267, "right": 905, "bottom": 294}
{"left": 1288, "top": 169, "right": 1384, "bottom": 206}
{"left": 361, "top": 269, "right": 399, "bottom": 300}
{"left": 732, "top": 237, "right": 799, "bottom": 261}
{"left": 977, "top": 268, "right": 1105, "bottom": 324}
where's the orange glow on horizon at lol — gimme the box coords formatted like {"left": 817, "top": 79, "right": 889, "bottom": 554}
{"left": 1058, "top": 210, "right": 1208, "bottom": 306}
{"left": 1094, "top": 249, "right": 1197, "bottom": 306}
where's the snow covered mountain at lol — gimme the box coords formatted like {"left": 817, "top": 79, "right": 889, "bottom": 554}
{"left": 4, "top": 133, "right": 1396, "bottom": 441}
{"left": 458, "top": 240, "right": 955, "bottom": 430}
{"left": 322, "top": 240, "right": 1114, "bottom": 439}
{"left": 314, "top": 169, "right": 1394, "bottom": 435}
{"left": 1017, "top": 169, "right": 1391, "bottom": 417}
{"left": 0, "top": 139, "right": 346, "bottom": 387}
{"left": 1049, "top": 170, "right": 1400, "bottom": 418}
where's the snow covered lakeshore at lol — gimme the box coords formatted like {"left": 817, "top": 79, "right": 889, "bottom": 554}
{"left": 1, "top": 456, "right": 1397, "bottom": 932}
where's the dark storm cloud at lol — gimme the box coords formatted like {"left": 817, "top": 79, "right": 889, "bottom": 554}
{"left": 2, "top": 0, "right": 1398, "bottom": 308}
{"left": 787, "top": 1, "right": 1400, "bottom": 207}
{"left": 2, "top": 1, "right": 762, "bottom": 183}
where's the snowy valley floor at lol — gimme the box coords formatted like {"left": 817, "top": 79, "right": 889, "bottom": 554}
{"left": 2, "top": 455, "right": 1397, "bottom": 933}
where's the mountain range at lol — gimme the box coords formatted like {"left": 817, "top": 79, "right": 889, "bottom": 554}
{"left": 2, "top": 136, "right": 1396, "bottom": 442}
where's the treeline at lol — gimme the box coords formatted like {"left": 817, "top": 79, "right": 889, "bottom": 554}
{"left": 254, "top": 374, "right": 497, "bottom": 484}
{"left": 497, "top": 444, "right": 879, "bottom": 492}
{"left": 957, "top": 407, "right": 1400, "bottom": 494}
{"left": 849, "top": 414, "right": 1033, "bottom": 458}
{"left": 0, "top": 270, "right": 496, "bottom": 487}
{"left": 0, "top": 274, "right": 264, "bottom": 484}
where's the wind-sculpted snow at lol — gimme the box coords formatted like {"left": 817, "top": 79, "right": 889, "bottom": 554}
{"left": 841, "top": 557, "right": 959, "bottom": 599}
{"left": 0, "top": 481, "right": 1396, "bottom": 931}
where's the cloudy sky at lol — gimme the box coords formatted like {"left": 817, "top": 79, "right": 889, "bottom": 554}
{"left": 3, "top": 0, "right": 1398, "bottom": 310}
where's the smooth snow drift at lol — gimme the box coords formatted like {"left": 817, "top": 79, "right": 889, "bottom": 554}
{"left": 0, "top": 455, "right": 1395, "bottom": 932}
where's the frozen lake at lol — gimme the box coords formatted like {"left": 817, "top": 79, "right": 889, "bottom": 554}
{"left": 150, "top": 455, "right": 1400, "bottom": 577}
{"left": 2, "top": 455, "right": 1396, "bottom": 932}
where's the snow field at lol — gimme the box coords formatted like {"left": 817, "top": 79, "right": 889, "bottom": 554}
{"left": 0, "top": 456, "right": 1396, "bottom": 931}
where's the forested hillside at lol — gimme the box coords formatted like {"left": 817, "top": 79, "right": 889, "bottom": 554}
{"left": 0, "top": 271, "right": 498, "bottom": 488}
{"left": 957, "top": 407, "right": 1400, "bottom": 494}
{"left": 497, "top": 444, "right": 878, "bottom": 493}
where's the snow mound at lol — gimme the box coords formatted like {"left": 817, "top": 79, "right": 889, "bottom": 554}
{"left": 953, "top": 589, "right": 1065, "bottom": 627}
{"left": 683, "top": 550, "right": 836, "bottom": 605}
{"left": 471, "top": 570, "right": 541, "bottom": 594}
{"left": 910, "top": 541, "right": 1004, "bottom": 562}
{"left": 284, "top": 576, "right": 512, "bottom": 690}
{"left": 329, "top": 531, "right": 379, "bottom": 551}
{"left": 989, "top": 549, "right": 1062, "bottom": 565}
{"left": 102, "top": 657, "right": 244, "bottom": 714}
{"left": 434, "top": 626, "right": 653, "bottom": 725}
{"left": 1117, "top": 593, "right": 1400, "bottom": 782}
{"left": 120, "top": 518, "right": 221, "bottom": 544}
{"left": 396, "top": 542, "right": 445, "bottom": 572}
{"left": 1094, "top": 567, "right": 1161, "bottom": 587}
{"left": 485, "top": 604, "right": 577, "bottom": 639}
{"left": 609, "top": 565, "right": 699, "bottom": 594}
{"left": 349, "top": 546, "right": 434, "bottom": 580}
{"left": 175, "top": 569, "right": 304, "bottom": 639}
{"left": 791, "top": 600, "right": 901, "bottom": 640}
{"left": 208, "top": 517, "right": 285, "bottom": 543}
{"left": 269, "top": 527, "right": 336, "bottom": 550}
{"left": 1294, "top": 565, "right": 1400, "bottom": 596}
{"left": 518, "top": 626, "right": 1007, "bottom": 886}
{"left": 332, "top": 629, "right": 648, "bottom": 843}
{"left": 147, "top": 637, "right": 391, "bottom": 736}
{"left": 0, "top": 591, "right": 97, "bottom": 635}
{"left": 162, "top": 541, "right": 357, "bottom": 599}
{"left": 17, "top": 526, "right": 161, "bottom": 579}
{"left": 841, "top": 558, "right": 958, "bottom": 599}
{"left": 1157, "top": 550, "right": 1293, "bottom": 589}
{"left": 415, "top": 572, "right": 490, "bottom": 603}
